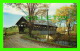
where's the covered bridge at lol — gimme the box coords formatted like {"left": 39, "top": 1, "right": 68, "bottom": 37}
{"left": 16, "top": 16, "right": 57, "bottom": 35}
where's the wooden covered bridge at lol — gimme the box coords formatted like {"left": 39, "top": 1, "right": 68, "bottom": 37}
{"left": 16, "top": 16, "right": 57, "bottom": 35}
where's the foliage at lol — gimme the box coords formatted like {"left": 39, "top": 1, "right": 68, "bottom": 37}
{"left": 3, "top": 26, "right": 19, "bottom": 35}
{"left": 56, "top": 27, "right": 68, "bottom": 34}
{"left": 24, "top": 28, "right": 29, "bottom": 33}
{"left": 72, "top": 24, "right": 77, "bottom": 33}
{"left": 59, "top": 34, "right": 77, "bottom": 41}
{"left": 38, "top": 35, "right": 46, "bottom": 39}
{"left": 32, "top": 30, "right": 40, "bottom": 35}
{"left": 51, "top": 3, "right": 77, "bottom": 25}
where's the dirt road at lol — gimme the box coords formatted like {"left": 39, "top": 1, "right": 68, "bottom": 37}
{"left": 4, "top": 34, "right": 57, "bottom": 48}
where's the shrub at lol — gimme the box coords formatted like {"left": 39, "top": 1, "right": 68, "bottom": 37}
{"left": 32, "top": 30, "right": 40, "bottom": 35}
{"left": 24, "top": 28, "right": 29, "bottom": 33}
{"left": 3, "top": 26, "right": 19, "bottom": 35}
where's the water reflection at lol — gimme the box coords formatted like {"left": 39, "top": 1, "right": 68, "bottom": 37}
{"left": 37, "top": 38, "right": 77, "bottom": 47}
{"left": 55, "top": 41, "right": 77, "bottom": 46}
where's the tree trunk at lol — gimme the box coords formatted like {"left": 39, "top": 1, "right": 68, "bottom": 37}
{"left": 29, "top": 26, "right": 32, "bottom": 37}
{"left": 28, "top": 16, "right": 34, "bottom": 37}
{"left": 68, "top": 23, "right": 70, "bottom": 45}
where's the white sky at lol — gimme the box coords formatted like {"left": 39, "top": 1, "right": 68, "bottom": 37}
{"left": 3, "top": 3, "right": 73, "bottom": 16}
{"left": 49, "top": 3, "right": 73, "bottom": 15}
{"left": 3, "top": 4, "right": 26, "bottom": 16}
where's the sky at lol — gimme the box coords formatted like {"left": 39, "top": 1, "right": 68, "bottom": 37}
{"left": 3, "top": 3, "right": 73, "bottom": 27}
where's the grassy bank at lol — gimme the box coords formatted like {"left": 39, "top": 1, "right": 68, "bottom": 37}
{"left": 21, "top": 34, "right": 73, "bottom": 48}
{"left": 3, "top": 26, "right": 19, "bottom": 36}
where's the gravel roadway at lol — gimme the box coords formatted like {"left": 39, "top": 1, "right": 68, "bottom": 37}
{"left": 4, "top": 34, "right": 58, "bottom": 48}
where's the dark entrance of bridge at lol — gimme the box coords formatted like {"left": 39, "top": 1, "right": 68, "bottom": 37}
{"left": 16, "top": 17, "right": 27, "bottom": 34}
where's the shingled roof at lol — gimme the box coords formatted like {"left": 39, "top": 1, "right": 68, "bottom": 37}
{"left": 16, "top": 16, "right": 28, "bottom": 25}
{"left": 16, "top": 16, "right": 57, "bottom": 27}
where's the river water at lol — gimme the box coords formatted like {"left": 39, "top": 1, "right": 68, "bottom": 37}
{"left": 54, "top": 41, "right": 77, "bottom": 47}
{"left": 37, "top": 38, "right": 77, "bottom": 47}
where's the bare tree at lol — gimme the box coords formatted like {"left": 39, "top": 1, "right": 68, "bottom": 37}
{"left": 5, "top": 3, "right": 49, "bottom": 37}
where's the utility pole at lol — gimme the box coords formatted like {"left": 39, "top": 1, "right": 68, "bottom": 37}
{"left": 47, "top": 9, "right": 49, "bottom": 41}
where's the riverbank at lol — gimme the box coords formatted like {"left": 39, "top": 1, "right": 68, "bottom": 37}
{"left": 21, "top": 34, "right": 73, "bottom": 48}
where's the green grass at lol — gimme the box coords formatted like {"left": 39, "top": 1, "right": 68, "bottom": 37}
{"left": 23, "top": 34, "right": 36, "bottom": 40}
{"left": 22, "top": 34, "right": 72, "bottom": 48}
{"left": 3, "top": 26, "right": 19, "bottom": 35}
